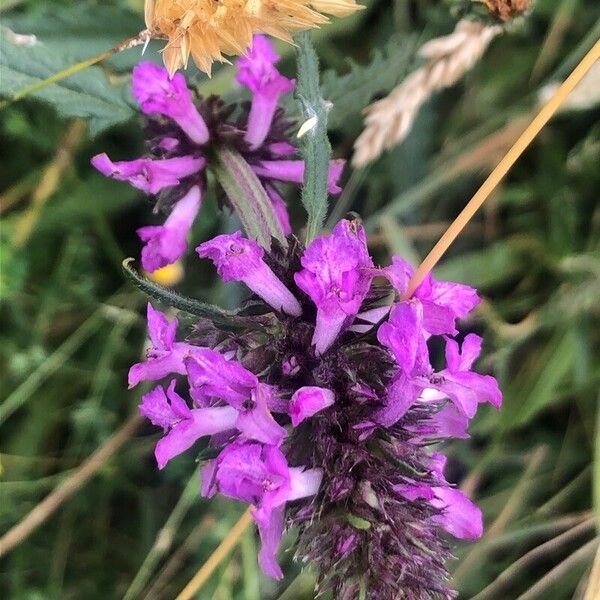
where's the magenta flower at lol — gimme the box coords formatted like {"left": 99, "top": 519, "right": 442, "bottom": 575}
{"left": 384, "top": 256, "right": 480, "bottom": 335}
{"left": 140, "top": 380, "right": 238, "bottom": 469}
{"left": 395, "top": 453, "right": 483, "bottom": 540}
{"left": 196, "top": 232, "right": 302, "bottom": 316}
{"left": 132, "top": 62, "right": 210, "bottom": 144}
{"left": 209, "top": 441, "right": 322, "bottom": 579}
{"left": 426, "top": 334, "right": 503, "bottom": 418}
{"left": 236, "top": 35, "right": 296, "bottom": 149}
{"left": 185, "top": 348, "right": 286, "bottom": 445}
{"left": 252, "top": 159, "right": 345, "bottom": 195}
{"left": 290, "top": 386, "right": 335, "bottom": 426}
{"left": 128, "top": 304, "right": 196, "bottom": 388}
{"left": 185, "top": 347, "right": 258, "bottom": 405}
{"left": 137, "top": 185, "right": 203, "bottom": 272}
{"left": 91, "top": 153, "right": 204, "bottom": 195}
{"left": 295, "top": 219, "right": 374, "bottom": 354}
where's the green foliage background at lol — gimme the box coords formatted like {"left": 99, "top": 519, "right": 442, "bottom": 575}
{"left": 1, "top": 0, "right": 599, "bottom": 598}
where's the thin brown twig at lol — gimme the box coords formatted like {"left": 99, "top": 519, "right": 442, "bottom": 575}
{"left": 0, "top": 413, "right": 143, "bottom": 558}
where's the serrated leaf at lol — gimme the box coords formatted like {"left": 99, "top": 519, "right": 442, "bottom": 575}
{"left": 0, "top": 39, "right": 135, "bottom": 135}
{"left": 321, "top": 36, "right": 417, "bottom": 129}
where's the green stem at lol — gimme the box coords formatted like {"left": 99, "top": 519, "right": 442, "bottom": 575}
{"left": 294, "top": 31, "right": 332, "bottom": 244}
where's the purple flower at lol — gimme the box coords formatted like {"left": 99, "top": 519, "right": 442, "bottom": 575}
{"left": 384, "top": 256, "right": 479, "bottom": 335}
{"left": 91, "top": 153, "right": 204, "bottom": 195}
{"left": 264, "top": 183, "right": 292, "bottom": 235}
{"left": 395, "top": 453, "right": 482, "bottom": 540}
{"left": 185, "top": 350, "right": 286, "bottom": 445}
{"left": 197, "top": 232, "right": 302, "bottom": 316}
{"left": 140, "top": 380, "right": 238, "bottom": 469}
{"left": 252, "top": 159, "right": 345, "bottom": 195}
{"left": 185, "top": 347, "right": 258, "bottom": 405}
{"left": 373, "top": 371, "right": 422, "bottom": 428}
{"left": 377, "top": 301, "right": 430, "bottom": 376}
{"left": 295, "top": 219, "right": 374, "bottom": 354}
{"left": 128, "top": 304, "right": 196, "bottom": 388}
{"left": 137, "top": 185, "right": 203, "bottom": 272}
{"left": 236, "top": 35, "right": 295, "bottom": 149}
{"left": 132, "top": 62, "right": 210, "bottom": 144}
{"left": 210, "top": 441, "right": 322, "bottom": 579}
{"left": 427, "top": 334, "right": 503, "bottom": 418}
{"left": 290, "top": 386, "right": 335, "bottom": 426}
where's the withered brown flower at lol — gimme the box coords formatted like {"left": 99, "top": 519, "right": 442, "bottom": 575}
{"left": 144, "top": 0, "right": 363, "bottom": 76}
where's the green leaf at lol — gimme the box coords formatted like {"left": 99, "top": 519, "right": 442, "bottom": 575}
{"left": 0, "top": 37, "right": 135, "bottom": 135}
{"left": 122, "top": 259, "right": 243, "bottom": 328}
{"left": 211, "top": 146, "right": 286, "bottom": 249}
{"left": 294, "top": 31, "right": 332, "bottom": 243}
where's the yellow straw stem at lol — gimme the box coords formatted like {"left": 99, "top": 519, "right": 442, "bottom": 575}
{"left": 175, "top": 508, "right": 253, "bottom": 600}
{"left": 405, "top": 38, "right": 600, "bottom": 298}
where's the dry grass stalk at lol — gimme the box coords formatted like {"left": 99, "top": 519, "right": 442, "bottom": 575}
{"left": 352, "top": 19, "right": 502, "bottom": 167}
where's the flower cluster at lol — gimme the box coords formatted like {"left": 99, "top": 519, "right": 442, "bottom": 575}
{"left": 92, "top": 35, "right": 344, "bottom": 273}
{"left": 144, "top": 0, "right": 363, "bottom": 75}
{"left": 130, "top": 218, "right": 501, "bottom": 596}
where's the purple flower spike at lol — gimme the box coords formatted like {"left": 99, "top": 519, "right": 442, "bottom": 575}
{"left": 140, "top": 381, "right": 238, "bottom": 469}
{"left": 197, "top": 232, "right": 302, "bottom": 316}
{"left": 236, "top": 36, "right": 296, "bottom": 149}
{"left": 384, "top": 257, "right": 480, "bottom": 335}
{"left": 428, "top": 334, "right": 502, "bottom": 418}
{"left": 91, "top": 153, "right": 204, "bottom": 195}
{"left": 132, "top": 62, "right": 210, "bottom": 144}
{"left": 128, "top": 304, "right": 196, "bottom": 387}
{"left": 212, "top": 441, "right": 322, "bottom": 579}
{"left": 137, "top": 185, "right": 203, "bottom": 272}
{"left": 290, "top": 386, "right": 335, "bottom": 427}
{"left": 252, "top": 159, "right": 345, "bottom": 195}
{"left": 295, "top": 219, "right": 374, "bottom": 354}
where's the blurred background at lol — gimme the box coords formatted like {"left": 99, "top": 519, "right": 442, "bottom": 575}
{"left": 1, "top": 0, "right": 599, "bottom": 598}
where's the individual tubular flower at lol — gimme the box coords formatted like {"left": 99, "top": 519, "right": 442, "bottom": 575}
{"left": 290, "top": 386, "right": 335, "bottom": 426}
{"left": 137, "top": 185, "right": 203, "bottom": 272}
{"left": 90, "top": 154, "right": 204, "bottom": 195}
{"left": 91, "top": 36, "right": 345, "bottom": 271}
{"left": 144, "top": 0, "right": 363, "bottom": 76}
{"left": 196, "top": 231, "right": 302, "bottom": 316}
{"left": 185, "top": 349, "right": 286, "bottom": 445}
{"left": 236, "top": 35, "right": 296, "bottom": 149}
{"left": 140, "top": 380, "right": 238, "bottom": 468}
{"left": 128, "top": 304, "right": 196, "bottom": 387}
{"left": 207, "top": 441, "right": 322, "bottom": 579}
{"left": 395, "top": 453, "right": 482, "bottom": 540}
{"left": 294, "top": 219, "right": 374, "bottom": 354}
{"left": 384, "top": 256, "right": 480, "bottom": 335}
{"left": 132, "top": 218, "right": 502, "bottom": 598}
{"left": 132, "top": 62, "right": 210, "bottom": 143}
